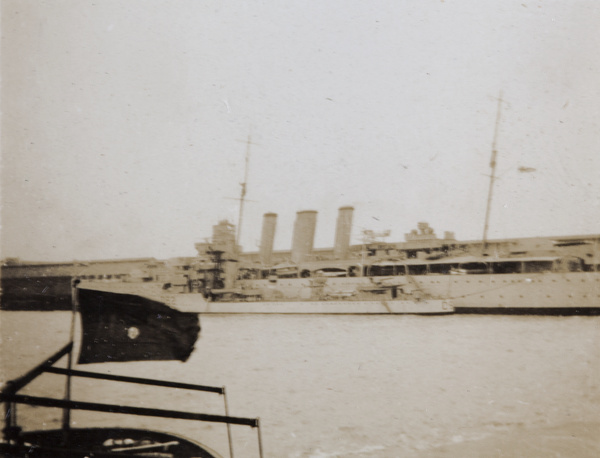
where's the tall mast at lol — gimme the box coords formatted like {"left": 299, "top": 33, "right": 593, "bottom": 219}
{"left": 236, "top": 134, "right": 252, "bottom": 252}
{"left": 482, "top": 92, "right": 503, "bottom": 255}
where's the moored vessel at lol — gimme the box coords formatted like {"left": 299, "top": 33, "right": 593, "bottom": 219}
{"left": 177, "top": 94, "right": 597, "bottom": 315}
{"left": 159, "top": 209, "right": 598, "bottom": 315}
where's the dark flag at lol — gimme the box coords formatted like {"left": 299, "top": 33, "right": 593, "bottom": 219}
{"left": 78, "top": 288, "right": 200, "bottom": 364}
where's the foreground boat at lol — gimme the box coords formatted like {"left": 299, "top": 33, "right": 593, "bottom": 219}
{"left": 2, "top": 427, "right": 222, "bottom": 458}
{"left": 0, "top": 342, "right": 262, "bottom": 457}
{"left": 1, "top": 286, "right": 264, "bottom": 458}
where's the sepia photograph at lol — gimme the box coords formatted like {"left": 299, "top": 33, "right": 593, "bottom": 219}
{"left": 1, "top": 1, "right": 599, "bottom": 456}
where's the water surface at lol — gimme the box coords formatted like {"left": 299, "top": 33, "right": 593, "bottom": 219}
{"left": 1, "top": 312, "right": 598, "bottom": 457}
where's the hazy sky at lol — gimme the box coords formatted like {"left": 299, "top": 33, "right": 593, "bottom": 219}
{"left": 2, "top": 0, "right": 599, "bottom": 262}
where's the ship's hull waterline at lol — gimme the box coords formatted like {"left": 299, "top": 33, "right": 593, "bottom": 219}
{"left": 174, "top": 297, "right": 454, "bottom": 315}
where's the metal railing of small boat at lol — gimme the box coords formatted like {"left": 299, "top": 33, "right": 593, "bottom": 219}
{"left": 1, "top": 341, "right": 264, "bottom": 458}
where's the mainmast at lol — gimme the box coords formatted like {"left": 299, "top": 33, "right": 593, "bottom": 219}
{"left": 482, "top": 92, "right": 503, "bottom": 255}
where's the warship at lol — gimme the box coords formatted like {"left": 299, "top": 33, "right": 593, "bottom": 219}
{"left": 163, "top": 98, "right": 598, "bottom": 315}
{"left": 167, "top": 213, "right": 597, "bottom": 315}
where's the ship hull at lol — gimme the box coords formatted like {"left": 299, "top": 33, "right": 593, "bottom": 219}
{"left": 233, "top": 271, "right": 600, "bottom": 313}
{"left": 81, "top": 270, "right": 600, "bottom": 314}
{"left": 410, "top": 271, "right": 600, "bottom": 312}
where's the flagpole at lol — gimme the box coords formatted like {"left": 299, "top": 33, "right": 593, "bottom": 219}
{"left": 222, "top": 386, "right": 235, "bottom": 458}
{"left": 62, "top": 278, "right": 80, "bottom": 440}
